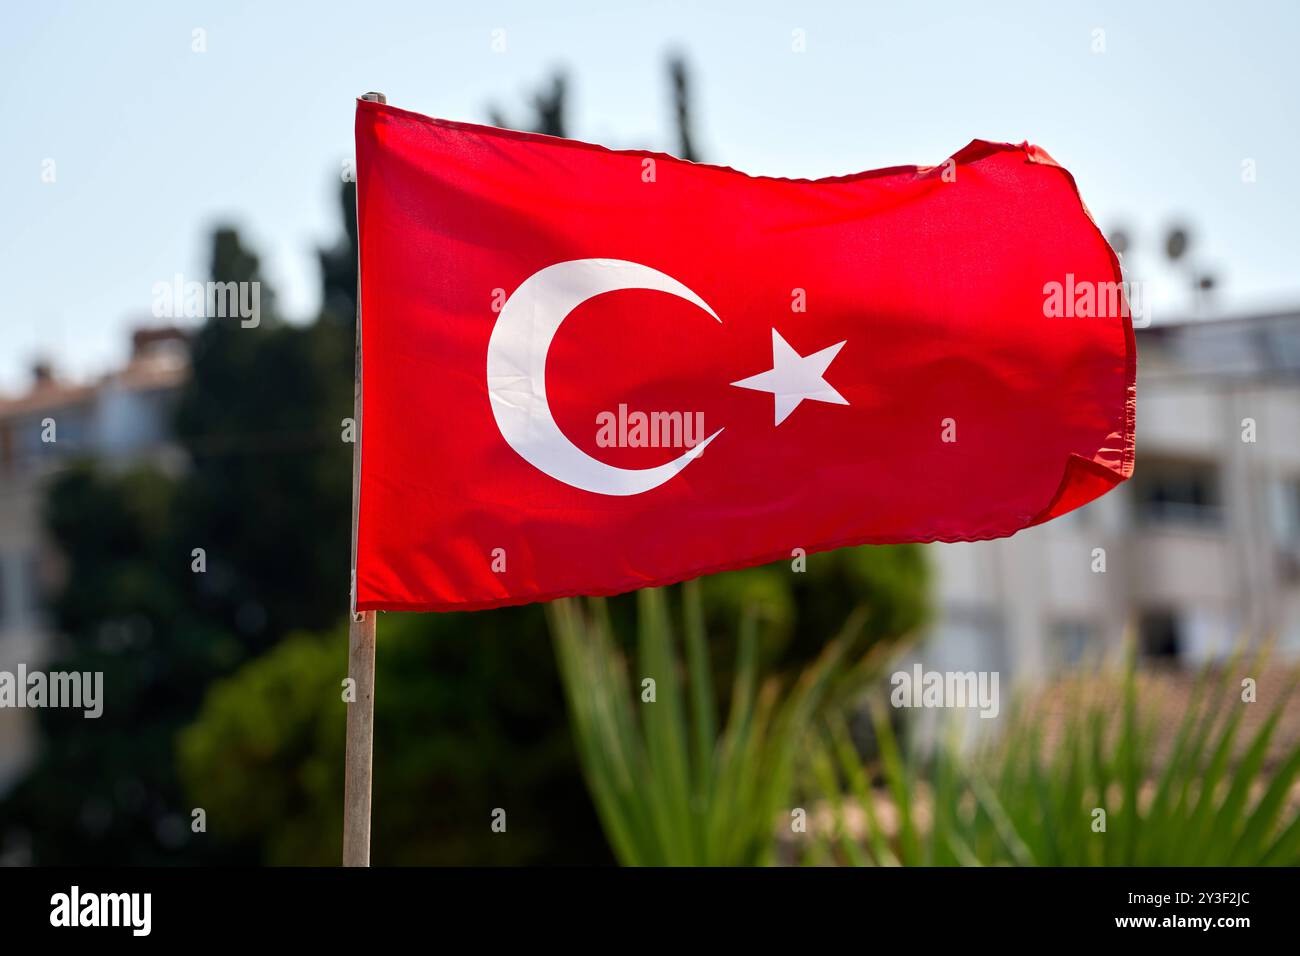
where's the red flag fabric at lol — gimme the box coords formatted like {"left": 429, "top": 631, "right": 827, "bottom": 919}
{"left": 354, "top": 99, "right": 1135, "bottom": 613}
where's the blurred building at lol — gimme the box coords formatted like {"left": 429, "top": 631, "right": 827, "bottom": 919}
{"left": 919, "top": 310, "right": 1300, "bottom": 688}
{"left": 0, "top": 327, "right": 188, "bottom": 792}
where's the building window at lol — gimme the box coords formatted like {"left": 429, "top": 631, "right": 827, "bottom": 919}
{"left": 1273, "top": 478, "right": 1300, "bottom": 546}
{"left": 1132, "top": 460, "right": 1222, "bottom": 528}
{"left": 1138, "top": 610, "right": 1181, "bottom": 662}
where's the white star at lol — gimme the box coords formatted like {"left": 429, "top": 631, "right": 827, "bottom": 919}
{"left": 730, "top": 329, "right": 849, "bottom": 426}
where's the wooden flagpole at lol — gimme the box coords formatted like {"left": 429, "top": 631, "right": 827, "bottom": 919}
{"left": 343, "top": 90, "right": 385, "bottom": 867}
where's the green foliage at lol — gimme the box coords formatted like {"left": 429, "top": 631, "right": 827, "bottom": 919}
{"left": 177, "top": 543, "right": 926, "bottom": 865}
{"left": 177, "top": 633, "right": 343, "bottom": 864}
{"left": 805, "top": 651, "right": 1300, "bottom": 866}
{"left": 601, "top": 544, "right": 928, "bottom": 704}
{"left": 0, "top": 463, "right": 243, "bottom": 863}
{"left": 546, "top": 579, "right": 912, "bottom": 866}
{"left": 179, "top": 610, "right": 609, "bottom": 865}
{"left": 317, "top": 181, "right": 359, "bottom": 328}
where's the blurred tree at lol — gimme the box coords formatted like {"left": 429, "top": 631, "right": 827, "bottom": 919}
{"left": 179, "top": 608, "right": 607, "bottom": 865}
{"left": 487, "top": 70, "right": 568, "bottom": 137}
{"left": 1162, "top": 222, "right": 1217, "bottom": 312}
{"left": 1107, "top": 227, "right": 1130, "bottom": 258}
{"left": 0, "top": 464, "right": 249, "bottom": 863}
{"left": 1106, "top": 224, "right": 1132, "bottom": 278}
{"left": 317, "top": 181, "right": 359, "bottom": 331}
{"left": 1164, "top": 224, "right": 1188, "bottom": 264}
{"left": 171, "top": 227, "right": 354, "bottom": 645}
{"left": 668, "top": 52, "right": 699, "bottom": 162}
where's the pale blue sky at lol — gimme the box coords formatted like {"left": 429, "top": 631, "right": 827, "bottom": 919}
{"left": 3, "top": 0, "right": 1298, "bottom": 393}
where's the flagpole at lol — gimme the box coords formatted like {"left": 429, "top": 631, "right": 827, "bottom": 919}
{"left": 343, "top": 90, "right": 385, "bottom": 867}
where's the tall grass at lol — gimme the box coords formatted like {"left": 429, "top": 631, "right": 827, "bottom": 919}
{"left": 806, "top": 648, "right": 1300, "bottom": 866}
{"left": 546, "top": 582, "right": 866, "bottom": 866}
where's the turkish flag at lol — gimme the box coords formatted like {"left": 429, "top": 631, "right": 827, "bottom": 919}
{"left": 354, "top": 99, "right": 1135, "bottom": 612}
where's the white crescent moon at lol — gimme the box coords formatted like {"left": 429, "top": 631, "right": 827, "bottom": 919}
{"left": 486, "top": 258, "right": 724, "bottom": 496}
